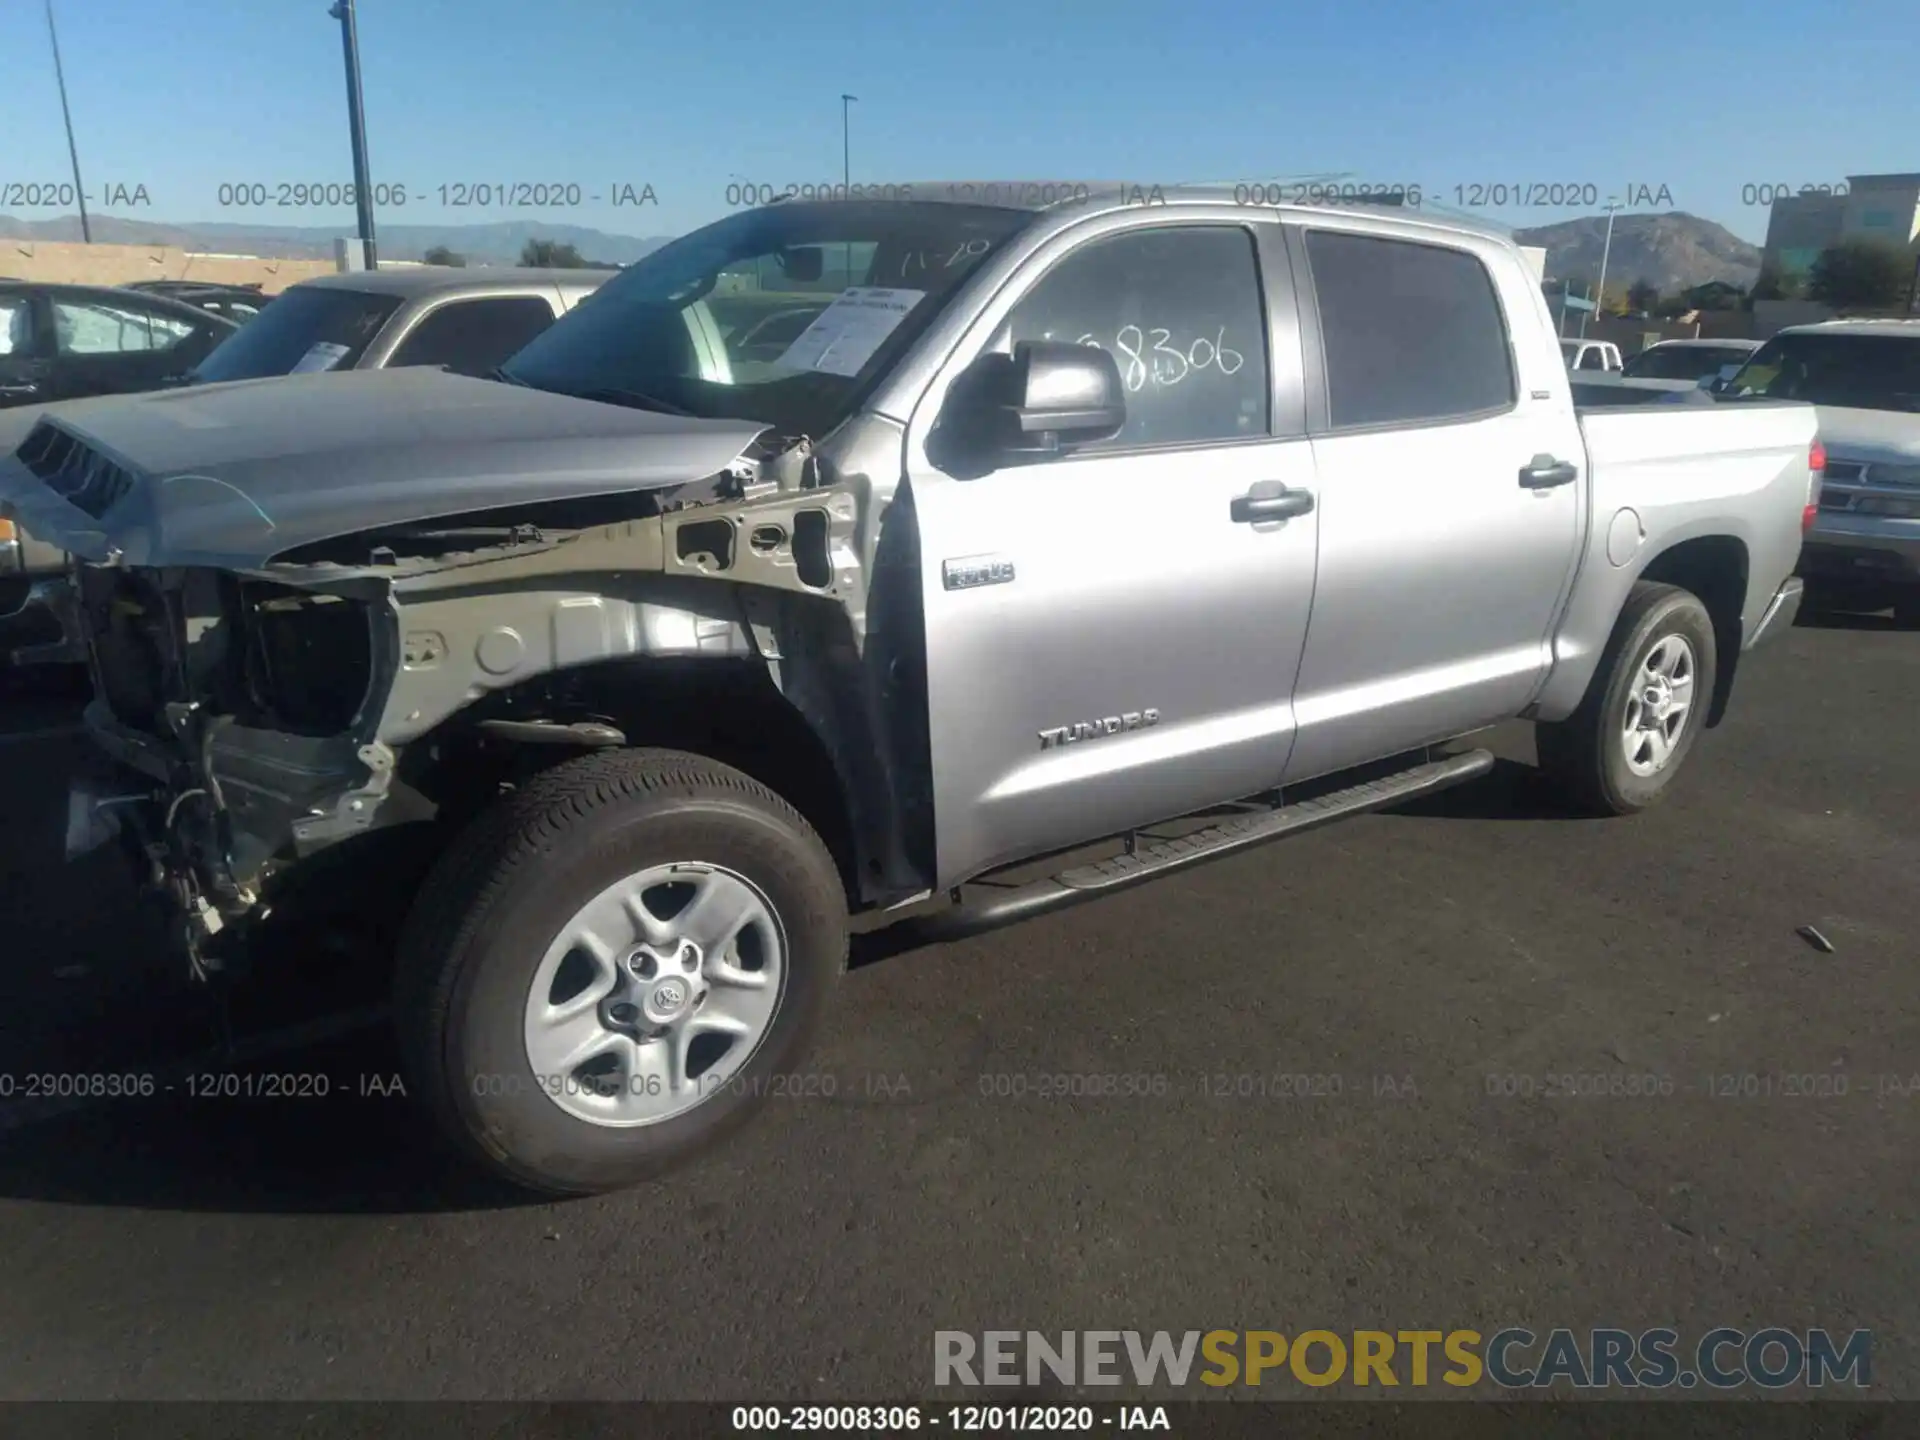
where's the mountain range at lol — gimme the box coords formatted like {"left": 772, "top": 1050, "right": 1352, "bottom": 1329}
{"left": 1512, "top": 212, "right": 1761, "bottom": 294}
{"left": 5, "top": 208, "right": 1763, "bottom": 294}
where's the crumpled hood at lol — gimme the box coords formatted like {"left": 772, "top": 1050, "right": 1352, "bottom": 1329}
{"left": 1812, "top": 406, "right": 1920, "bottom": 466}
{"left": 0, "top": 368, "right": 770, "bottom": 570}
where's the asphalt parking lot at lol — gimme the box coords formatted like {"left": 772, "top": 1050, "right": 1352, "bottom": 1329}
{"left": 0, "top": 604, "right": 1915, "bottom": 1404}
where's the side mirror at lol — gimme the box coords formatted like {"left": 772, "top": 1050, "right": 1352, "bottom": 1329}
{"left": 965, "top": 340, "right": 1127, "bottom": 458}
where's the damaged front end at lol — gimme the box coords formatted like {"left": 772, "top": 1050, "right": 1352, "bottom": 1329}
{"left": 64, "top": 561, "right": 404, "bottom": 976}
{"left": 3, "top": 368, "right": 923, "bottom": 980}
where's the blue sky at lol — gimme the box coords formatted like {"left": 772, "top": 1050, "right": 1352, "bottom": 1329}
{"left": 2, "top": 0, "right": 1915, "bottom": 245}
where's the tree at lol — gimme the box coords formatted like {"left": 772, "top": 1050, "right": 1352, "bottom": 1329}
{"left": 520, "top": 239, "right": 586, "bottom": 268}
{"left": 421, "top": 245, "right": 466, "bottom": 267}
{"left": 1626, "top": 278, "right": 1660, "bottom": 315}
{"left": 1749, "top": 264, "right": 1802, "bottom": 302}
{"left": 1807, "top": 237, "right": 1912, "bottom": 310}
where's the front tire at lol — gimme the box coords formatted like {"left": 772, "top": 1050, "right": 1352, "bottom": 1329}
{"left": 394, "top": 748, "right": 847, "bottom": 1195}
{"left": 1536, "top": 581, "right": 1717, "bottom": 816}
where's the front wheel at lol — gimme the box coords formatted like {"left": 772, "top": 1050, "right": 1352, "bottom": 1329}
{"left": 1536, "top": 581, "right": 1718, "bottom": 816}
{"left": 394, "top": 748, "right": 847, "bottom": 1195}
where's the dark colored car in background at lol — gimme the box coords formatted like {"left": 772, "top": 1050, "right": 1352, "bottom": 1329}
{"left": 123, "top": 280, "right": 269, "bottom": 325}
{"left": 0, "top": 281, "right": 238, "bottom": 409}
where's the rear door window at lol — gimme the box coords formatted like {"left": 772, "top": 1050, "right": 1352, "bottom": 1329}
{"left": 1304, "top": 230, "right": 1516, "bottom": 428}
{"left": 52, "top": 299, "right": 196, "bottom": 355}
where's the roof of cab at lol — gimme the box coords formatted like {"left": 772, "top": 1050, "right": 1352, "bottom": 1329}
{"left": 289, "top": 266, "right": 614, "bottom": 298}
{"left": 768, "top": 181, "right": 1520, "bottom": 245}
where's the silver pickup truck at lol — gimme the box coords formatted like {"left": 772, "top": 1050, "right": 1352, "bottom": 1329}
{"left": 0, "top": 187, "right": 1818, "bottom": 1194}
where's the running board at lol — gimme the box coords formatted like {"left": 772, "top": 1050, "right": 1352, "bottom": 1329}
{"left": 900, "top": 748, "right": 1495, "bottom": 943}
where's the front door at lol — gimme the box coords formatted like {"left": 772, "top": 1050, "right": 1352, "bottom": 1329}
{"left": 903, "top": 214, "right": 1321, "bottom": 886}
{"left": 46, "top": 294, "right": 201, "bottom": 401}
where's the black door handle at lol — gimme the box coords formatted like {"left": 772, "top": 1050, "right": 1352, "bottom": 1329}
{"left": 1231, "top": 488, "right": 1315, "bottom": 523}
{"left": 1519, "top": 455, "right": 1579, "bottom": 489}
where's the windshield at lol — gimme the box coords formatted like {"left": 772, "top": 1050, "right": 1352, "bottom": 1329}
{"left": 1723, "top": 332, "right": 1920, "bottom": 412}
{"left": 188, "top": 286, "right": 402, "bottom": 383}
{"left": 500, "top": 201, "right": 1031, "bottom": 435}
{"left": 1623, "top": 345, "right": 1752, "bottom": 380}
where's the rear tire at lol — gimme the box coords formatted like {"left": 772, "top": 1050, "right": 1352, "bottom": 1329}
{"left": 1536, "top": 581, "right": 1717, "bottom": 816}
{"left": 394, "top": 747, "right": 847, "bottom": 1195}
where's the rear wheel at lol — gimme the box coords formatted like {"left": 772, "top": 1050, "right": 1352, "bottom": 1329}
{"left": 1536, "top": 581, "right": 1717, "bottom": 816}
{"left": 394, "top": 747, "right": 847, "bottom": 1195}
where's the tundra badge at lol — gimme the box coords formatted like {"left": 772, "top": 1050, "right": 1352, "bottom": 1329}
{"left": 1039, "top": 710, "right": 1161, "bottom": 750}
{"left": 942, "top": 554, "right": 1016, "bottom": 591}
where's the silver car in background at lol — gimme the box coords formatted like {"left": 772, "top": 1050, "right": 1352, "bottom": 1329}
{"left": 1, "top": 265, "right": 613, "bottom": 664}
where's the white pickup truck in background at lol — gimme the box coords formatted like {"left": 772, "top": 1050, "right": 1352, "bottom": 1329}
{"left": 1562, "top": 338, "right": 1622, "bottom": 372}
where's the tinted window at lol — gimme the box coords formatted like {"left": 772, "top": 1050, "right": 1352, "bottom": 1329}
{"left": 190, "top": 286, "right": 402, "bottom": 382}
{"left": 52, "top": 299, "right": 196, "bottom": 355}
{"left": 387, "top": 296, "right": 558, "bottom": 376}
{"left": 1726, "top": 333, "right": 1920, "bottom": 412}
{"left": 502, "top": 202, "right": 1028, "bottom": 436}
{"left": 1004, "top": 226, "right": 1269, "bottom": 448}
{"left": 1577, "top": 346, "right": 1608, "bottom": 370}
{"left": 1307, "top": 231, "right": 1515, "bottom": 428}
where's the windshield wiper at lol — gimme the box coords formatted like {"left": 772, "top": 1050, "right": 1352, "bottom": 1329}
{"left": 568, "top": 385, "right": 695, "bottom": 417}
{"left": 487, "top": 365, "right": 530, "bottom": 387}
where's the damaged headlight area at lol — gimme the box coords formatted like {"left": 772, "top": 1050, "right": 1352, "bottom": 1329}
{"left": 67, "top": 562, "right": 401, "bottom": 972}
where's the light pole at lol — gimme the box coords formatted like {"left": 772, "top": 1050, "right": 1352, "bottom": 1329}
{"left": 1590, "top": 198, "right": 1621, "bottom": 336}
{"left": 840, "top": 94, "right": 858, "bottom": 282}
{"left": 44, "top": 0, "right": 90, "bottom": 243}
{"left": 841, "top": 94, "right": 857, "bottom": 193}
{"left": 328, "top": 0, "right": 378, "bottom": 268}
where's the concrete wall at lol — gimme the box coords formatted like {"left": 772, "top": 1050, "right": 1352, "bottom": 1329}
{"left": 0, "top": 240, "right": 339, "bottom": 291}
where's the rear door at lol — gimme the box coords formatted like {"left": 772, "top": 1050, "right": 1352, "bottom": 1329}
{"left": 1282, "top": 221, "right": 1583, "bottom": 783}
{"left": 903, "top": 211, "right": 1321, "bottom": 885}
{"left": 46, "top": 294, "right": 213, "bottom": 399}
{"left": 0, "top": 292, "right": 53, "bottom": 408}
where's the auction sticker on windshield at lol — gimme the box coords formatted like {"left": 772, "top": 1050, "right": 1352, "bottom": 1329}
{"left": 776, "top": 287, "right": 924, "bottom": 377}
{"left": 289, "top": 340, "right": 353, "bottom": 375}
